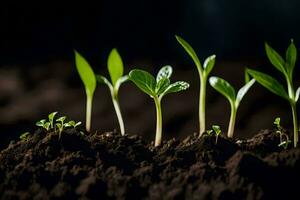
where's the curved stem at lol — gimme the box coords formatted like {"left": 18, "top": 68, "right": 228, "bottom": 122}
{"left": 154, "top": 97, "right": 162, "bottom": 147}
{"left": 227, "top": 103, "right": 237, "bottom": 138}
{"left": 199, "top": 76, "right": 206, "bottom": 136}
{"left": 291, "top": 102, "right": 298, "bottom": 147}
{"left": 86, "top": 96, "right": 93, "bottom": 132}
{"left": 112, "top": 94, "right": 125, "bottom": 136}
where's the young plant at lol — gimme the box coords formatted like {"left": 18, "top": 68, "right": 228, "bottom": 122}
{"left": 274, "top": 117, "right": 291, "bottom": 149}
{"left": 96, "top": 49, "right": 128, "bottom": 136}
{"left": 56, "top": 116, "right": 67, "bottom": 139}
{"left": 206, "top": 125, "right": 222, "bottom": 144}
{"left": 209, "top": 76, "right": 255, "bottom": 138}
{"left": 176, "top": 35, "right": 216, "bottom": 136}
{"left": 247, "top": 40, "right": 299, "bottom": 147}
{"left": 19, "top": 132, "right": 30, "bottom": 141}
{"left": 129, "top": 66, "right": 189, "bottom": 146}
{"left": 36, "top": 119, "right": 50, "bottom": 131}
{"left": 74, "top": 50, "right": 97, "bottom": 132}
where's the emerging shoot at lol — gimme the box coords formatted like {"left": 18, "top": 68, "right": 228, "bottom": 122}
{"left": 176, "top": 35, "right": 216, "bottom": 136}
{"left": 96, "top": 48, "right": 128, "bottom": 136}
{"left": 207, "top": 125, "right": 222, "bottom": 144}
{"left": 209, "top": 76, "right": 255, "bottom": 138}
{"left": 274, "top": 117, "right": 291, "bottom": 149}
{"left": 247, "top": 40, "right": 299, "bottom": 147}
{"left": 19, "top": 132, "right": 30, "bottom": 141}
{"left": 129, "top": 66, "right": 189, "bottom": 147}
{"left": 74, "top": 50, "right": 97, "bottom": 132}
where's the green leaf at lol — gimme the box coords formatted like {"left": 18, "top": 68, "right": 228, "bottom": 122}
{"left": 236, "top": 79, "right": 255, "bottom": 107}
{"left": 108, "top": 48, "right": 124, "bottom": 86}
{"left": 295, "top": 87, "right": 300, "bottom": 102}
{"left": 129, "top": 69, "right": 156, "bottom": 97}
{"left": 156, "top": 65, "right": 172, "bottom": 82}
{"left": 286, "top": 39, "right": 297, "bottom": 78}
{"left": 209, "top": 77, "right": 236, "bottom": 104}
{"left": 162, "top": 81, "right": 190, "bottom": 97}
{"left": 245, "top": 68, "right": 251, "bottom": 83}
{"left": 48, "top": 112, "right": 58, "bottom": 128}
{"left": 212, "top": 125, "right": 221, "bottom": 135}
{"left": 74, "top": 50, "right": 97, "bottom": 97}
{"left": 247, "top": 69, "right": 289, "bottom": 100}
{"left": 56, "top": 116, "right": 66, "bottom": 123}
{"left": 265, "top": 43, "right": 286, "bottom": 74}
{"left": 175, "top": 35, "right": 202, "bottom": 72}
{"left": 203, "top": 55, "right": 216, "bottom": 75}
{"left": 36, "top": 119, "right": 46, "bottom": 127}
{"left": 155, "top": 77, "right": 170, "bottom": 95}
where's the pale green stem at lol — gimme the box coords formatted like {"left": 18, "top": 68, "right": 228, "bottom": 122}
{"left": 227, "top": 103, "right": 237, "bottom": 138}
{"left": 291, "top": 102, "right": 298, "bottom": 147}
{"left": 199, "top": 76, "right": 206, "bottom": 137}
{"left": 154, "top": 97, "right": 162, "bottom": 147}
{"left": 112, "top": 92, "right": 125, "bottom": 136}
{"left": 86, "top": 96, "right": 93, "bottom": 132}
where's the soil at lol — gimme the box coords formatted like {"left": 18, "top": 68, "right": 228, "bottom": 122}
{"left": 0, "top": 128, "right": 299, "bottom": 200}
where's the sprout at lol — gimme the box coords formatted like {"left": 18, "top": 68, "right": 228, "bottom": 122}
{"left": 36, "top": 119, "right": 50, "bottom": 131}
{"left": 176, "top": 35, "right": 216, "bottom": 136}
{"left": 96, "top": 49, "right": 128, "bottom": 136}
{"left": 206, "top": 125, "right": 222, "bottom": 144}
{"left": 19, "top": 132, "right": 30, "bottom": 141}
{"left": 48, "top": 112, "right": 58, "bottom": 129}
{"left": 247, "top": 40, "right": 299, "bottom": 147}
{"left": 129, "top": 66, "right": 189, "bottom": 146}
{"left": 56, "top": 116, "right": 67, "bottom": 139}
{"left": 273, "top": 117, "right": 291, "bottom": 149}
{"left": 209, "top": 76, "right": 255, "bottom": 138}
{"left": 65, "top": 121, "right": 82, "bottom": 128}
{"left": 74, "top": 50, "right": 97, "bottom": 132}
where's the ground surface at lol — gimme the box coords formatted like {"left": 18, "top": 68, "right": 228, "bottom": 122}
{"left": 0, "top": 128, "right": 299, "bottom": 200}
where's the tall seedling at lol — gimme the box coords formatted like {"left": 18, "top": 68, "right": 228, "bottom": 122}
{"left": 96, "top": 49, "right": 128, "bottom": 136}
{"left": 74, "top": 50, "right": 97, "bottom": 132}
{"left": 176, "top": 35, "right": 216, "bottom": 136}
{"left": 129, "top": 66, "right": 189, "bottom": 146}
{"left": 247, "top": 40, "right": 300, "bottom": 147}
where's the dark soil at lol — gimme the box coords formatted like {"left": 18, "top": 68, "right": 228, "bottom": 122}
{"left": 0, "top": 129, "right": 299, "bottom": 200}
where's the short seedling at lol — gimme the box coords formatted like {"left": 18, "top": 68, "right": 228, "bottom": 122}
{"left": 36, "top": 111, "right": 58, "bottom": 131}
{"left": 129, "top": 66, "right": 189, "bottom": 146}
{"left": 274, "top": 117, "right": 291, "bottom": 149}
{"left": 96, "top": 49, "right": 128, "bottom": 136}
{"left": 209, "top": 76, "right": 255, "bottom": 138}
{"left": 176, "top": 35, "right": 216, "bottom": 136}
{"left": 247, "top": 40, "right": 299, "bottom": 147}
{"left": 74, "top": 50, "right": 97, "bottom": 132}
{"left": 19, "top": 132, "right": 30, "bottom": 141}
{"left": 207, "top": 125, "right": 222, "bottom": 144}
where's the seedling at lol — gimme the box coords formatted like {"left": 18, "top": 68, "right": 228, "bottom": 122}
{"left": 74, "top": 50, "right": 97, "bottom": 132}
{"left": 273, "top": 117, "right": 291, "bottom": 149}
{"left": 247, "top": 40, "right": 299, "bottom": 147}
{"left": 36, "top": 119, "right": 50, "bottom": 131}
{"left": 96, "top": 49, "right": 128, "bottom": 136}
{"left": 19, "top": 132, "right": 30, "bottom": 141}
{"left": 129, "top": 66, "right": 189, "bottom": 146}
{"left": 209, "top": 76, "right": 255, "bottom": 138}
{"left": 176, "top": 35, "right": 216, "bottom": 136}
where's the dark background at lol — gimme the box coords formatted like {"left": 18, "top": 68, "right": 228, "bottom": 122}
{"left": 1, "top": 0, "right": 300, "bottom": 149}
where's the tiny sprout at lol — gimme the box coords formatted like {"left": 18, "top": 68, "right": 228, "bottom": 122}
{"left": 36, "top": 119, "right": 50, "bottom": 131}
{"left": 65, "top": 120, "right": 82, "bottom": 128}
{"left": 74, "top": 50, "right": 97, "bottom": 132}
{"left": 48, "top": 112, "right": 58, "bottom": 129}
{"left": 212, "top": 125, "right": 222, "bottom": 144}
{"left": 176, "top": 35, "right": 216, "bottom": 136}
{"left": 96, "top": 48, "right": 128, "bottom": 136}
{"left": 273, "top": 117, "right": 291, "bottom": 149}
{"left": 20, "top": 132, "right": 30, "bottom": 141}
{"left": 209, "top": 76, "right": 255, "bottom": 138}
{"left": 247, "top": 40, "right": 299, "bottom": 147}
{"left": 278, "top": 139, "right": 291, "bottom": 150}
{"left": 129, "top": 66, "right": 189, "bottom": 146}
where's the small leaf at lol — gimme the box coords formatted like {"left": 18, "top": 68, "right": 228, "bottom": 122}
{"left": 203, "top": 55, "right": 216, "bottom": 75}
{"left": 162, "top": 81, "right": 190, "bottom": 97}
{"left": 44, "top": 122, "right": 50, "bottom": 131}
{"left": 56, "top": 116, "right": 66, "bottom": 122}
{"left": 245, "top": 68, "right": 251, "bottom": 83}
{"left": 295, "top": 87, "right": 300, "bottom": 102}
{"left": 212, "top": 125, "right": 221, "bottom": 135}
{"left": 247, "top": 69, "right": 289, "bottom": 101}
{"left": 175, "top": 35, "right": 202, "bottom": 72}
{"left": 36, "top": 119, "right": 46, "bottom": 127}
{"left": 274, "top": 117, "right": 280, "bottom": 126}
{"left": 156, "top": 65, "right": 173, "bottom": 82}
{"left": 265, "top": 43, "right": 286, "bottom": 74}
{"left": 129, "top": 69, "right": 156, "bottom": 97}
{"left": 74, "top": 50, "right": 97, "bottom": 97}
{"left": 48, "top": 112, "right": 58, "bottom": 122}
{"left": 108, "top": 48, "right": 124, "bottom": 86}
{"left": 209, "top": 77, "right": 236, "bottom": 104}
{"left": 236, "top": 79, "right": 255, "bottom": 107}
{"left": 286, "top": 39, "right": 297, "bottom": 78}
{"left": 155, "top": 77, "right": 170, "bottom": 95}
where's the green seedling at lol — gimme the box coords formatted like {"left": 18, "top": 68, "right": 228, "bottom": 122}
{"left": 19, "top": 132, "right": 30, "bottom": 141}
{"left": 48, "top": 112, "right": 58, "bottom": 129}
{"left": 209, "top": 76, "right": 255, "bottom": 138}
{"left": 36, "top": 119, "right": 50, "bottom": 131}
{"left": 129, "top": 66, "right": 189, "bottom": 146}
{"left": 247, "top": 40, "right": 299, "bottom": 147}
{"left": 96, "top": 49, "right": 128, "bottom": 136}
{"left": 74, "top": 50, "right": 97, "bottom": 132}
{"left": 273, "top": 117, "right": 291, "bottom": 149}
{"left": 176, "top": 35, "right": 216, "bottom": 136}
{"left": 66, "top": 120, "right": 82, "bottom": 128}
{"left": 56, "top": 116, "right": 66, "bottom": 139}
{"left": 212, "top": 125, "right": 222, "bottom": 144}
